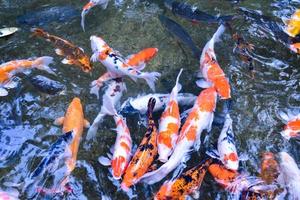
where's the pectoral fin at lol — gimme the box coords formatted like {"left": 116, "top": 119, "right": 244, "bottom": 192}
{"left": 55, "top": 48, "right": 64, "bottom": 56}
{"left": 196, "top": 79, "right": 212, "bottom": 88}
{"left": 84, "top": 119, "right": 90, "bottom": 128}
{"left": 54, "top": 117, "right": 65, "bottom": 126}
{"left": 0, "top": 87, "right": 8, "bottom": 96}
{"left": 62, "top": 58, "right": 74, "bottom": 65}
{"left": 98, "top": 156, "right": 111, "bottom": 166}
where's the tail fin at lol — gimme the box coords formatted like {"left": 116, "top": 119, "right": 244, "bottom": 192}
{"left": 90, "top": 80, "right": 101, "bottom": 99}
{"left": 170, "top": 68, "right": 183, "bottom": 100}
{"left": 147, "top": 97, "right": 156, "bottom": 120}
{"left": 86, "top": 113, "right": 106, "bottom": 141}
{"left": 211, "top": 24, "right": 226, "bottom": 44}
{"left": 33, "top": 56, "right": 55, "bottom": 75}
{"left": 142, "top": 72, "right": 161, "bottom": 92}
{"left": 81, "top": 11, "right": 86, "bottom": 32}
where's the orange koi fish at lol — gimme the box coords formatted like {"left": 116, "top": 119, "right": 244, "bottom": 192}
{"left": 155, "top": 158, "right": 213, "bottom": 200}
{"left": 54, "top": 97, "right": 90, "bottom": 175}
{"left": 121, "top": 98, "right": 158, "bottom": 191}
{"left": 141, "top": 88, "right": 217, "bottom": 185}
{"left": 260, "top": 152, "right": 279, "bottom": 185}
{"left": 90, "top": 36, "right": 160, "bottom": 91}
{"left": 31, "top": 28, "right": 92, "bottom": 72}
{"left": 198, "top": 25, "right": 231, "bottom": 99}
{"left": 278, "top": 109, "right": 300, "bottom": 140}
{"left": 157, "top": 68, "right": 183, "bottom": 162}
{"left": 0, "top": 56, "right": 54, "bottom": 96}
{"left": 285, "top": 9, "right": 300, "bottom": 37}
{"left": 98, "top": 99, "right": 132, "bottom": 180}
{"left": 81, "top": 0, "right": 109, "bottom": 31}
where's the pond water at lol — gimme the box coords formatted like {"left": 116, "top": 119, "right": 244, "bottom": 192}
{"left": 0, "top": 0, "right": 299, "bottom": 199}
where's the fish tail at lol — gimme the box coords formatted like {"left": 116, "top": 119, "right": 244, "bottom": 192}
{"left": 147, "top": 97, "right": 156, "bottom": 120}
{"left": 33, "top": 56, "right": 55, "bottom": 75}
{"left": 142, "top": 72, "right": 161, "bottom": 92}
{"left": 170, "top": 68, "right": 183, "bottom": 99}
{"left": 81, "top": 11, "right": 86, "bottom": 32}
{"left": 86, "top": 113, "right": 106, "bottom": 141}
{"left": 211, "top": 24, "right": 226, "bottom": 44}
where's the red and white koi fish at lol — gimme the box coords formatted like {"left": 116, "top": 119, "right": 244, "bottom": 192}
{"left": 208, "top": 114, "right": 239, "bottom": 171}
{"left": 157, "top": 69, "right": 183, "bottom": 162}
{"left": 197, "top": 25, "right": 231, "bottom": 99}
{"left": 278, "top": 109, "right": 300, "bottom": 140}
{"left": 0, "top": 56, "right": 54, "bottom": 96}
{"left": 98, "top": 99, "right": 132, "bottom": 180}
{"left": 81, "top": 0, "right": 109, "bottom": 31}
{"left": 278, "top": 152, "right": 300, "bottom": 199}
{"left": 90, "top": 36, "right": 160, "bottom": 91}
{"left": 86, "top": 78, "right": 126, "bottom": 141}
{"left": 141, "top": 88, "right": 217, "bottom": 185}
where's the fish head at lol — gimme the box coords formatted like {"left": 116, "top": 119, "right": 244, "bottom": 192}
{"left": 197, "top": 87, "right": 217, "bottom": 112}
{"left": 78, "top": 56, "right": 92, "bottom": 72}
{"left": 69, "top": 97, "right": 83, "bottom": 112}
{"left": 155, "top": 181, "right": 172, "bottom": 200}
{"left": 223, "top": 152, "right": 239, "bottom": 171}
{"left": 90, "top": 35, "right": 107, "bottom": 53}
{"left": 111, "top": 156, "right": 127, "bottom": 180}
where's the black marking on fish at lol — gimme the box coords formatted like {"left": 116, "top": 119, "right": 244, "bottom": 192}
{"left": 29, "top": 75, "right": 65, "bottom": 95}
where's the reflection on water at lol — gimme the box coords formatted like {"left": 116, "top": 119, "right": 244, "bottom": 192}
{"left": 0, "top": 0, "right": 299, "bottom": 199}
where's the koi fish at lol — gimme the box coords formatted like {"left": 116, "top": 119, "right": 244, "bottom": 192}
{"left": 90, "top": 36, "right": 160, "bottom": 91}
{"left": 198, "top": 25, "right": 231, "bottom": 100}
{"left": 157, "top": 69, "right": 183, "bottom": 162}
{"left": 31, "top": 28, "right": 92, "bottom": 73}
{"left": 285, "top": 9, "right": 300, "bottom": 38}
{"left": 278, "top": 152, "right": 300, "bottom": 199}
{"left": 121, "top": 98, "right": 158, "bottom": 191}
{"left": 155, "top": 158, "right": 213, "bottom": 200}
{"left": 260, "top": 152, "right": 279, "bottom": 185}
{"left": 0, "top": 56, "right": 54, "bottom": 96}
{"left": 54, "top": 97, "right": 90, "bottom": 175}
{"left": 141, "top": 88, "right": 217, "bottom": 185}
{"left": 81, "top": 0, "right": 109, "bottom": 31}
{"left": 90, "top": 47, "right": 158, "bottom": 96}
{"left": 86, "top": 78, "right": 126, "bottom": 141}
{"left": 290, "top": 42, "right": 300, "bottom": 54}
{"left": 158, "top": 15, "right": 201, "bottom": 59}
{"left": 278, "top": 109, "right": 300, "bottom": 140}
{"left": 98, "top": 100, "right": 132, "bottom": 180}
{"left": 207, "top": 114, "right": 239, "bottom": 171}
{"left": 120, "top": 93, "right": 196, "bottom": 115}
{"left": 164, "top": 0, "right": 234, "bottom": 24}
{"left": 29, "top": 75, "right": 65, "bottom": 95}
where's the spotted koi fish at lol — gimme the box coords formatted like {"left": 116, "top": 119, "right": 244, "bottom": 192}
{"left": 278, "top": 109, "right": 300, "bottom": 140}
{"left": 155, "top": 158, "right": 213, "bottom": 200}
{"left": 141, "top": 88, "right": 217, "bottom": 185}
{"left": 157, "top": 69, "right": 183, "bottom": 162}
{"left": 121, "top": 98, "right": 158, "bottom": 191}
{"left": 0, "top": 56, "right": 54, "bottom": 96}
{"left": 31, "top": 28, "right": 92, "bottom": 72}
{"left": 197, "top": 25, "right": 231, "bottom": 100}
{"left": 98, "top": 99, "right": 132, "bottom": 180}
{"left": 285, "top": 9, "right": 300, "bottom": 38}
{"left": 81, "top": 0, "right": 109, "bottom": 31}
{"left": 260, "top": 152, "right": 279, "bottom": 185}
{"left": 90, "top": 36, "right": 160, "bottom": 91}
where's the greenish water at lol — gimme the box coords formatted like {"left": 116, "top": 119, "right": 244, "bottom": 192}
{"left": 0, "top": 0, "right": 299, "bottom": 199}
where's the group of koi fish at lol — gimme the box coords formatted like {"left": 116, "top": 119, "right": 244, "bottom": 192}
{"left": 1, "top": 0, "right": 300, "bottom": 200}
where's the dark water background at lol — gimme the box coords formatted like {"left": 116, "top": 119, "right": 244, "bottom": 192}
{"left": 0, "top": 0, "right": 299, "bottom": 199}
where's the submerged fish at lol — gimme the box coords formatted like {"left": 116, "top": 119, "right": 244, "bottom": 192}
{"left": 90, "top": 36, "right": 160, "bottom": 91}
{"left": 119, "top": 93, "right": 196, "bottom": 115}
{"left": 81, "top": 0, "right": 109, "bottom": 31}
{"left": 164, "top": 0, "right": 234, "bottom": 23}
{"left": 157, "top": 69, "right": 183, "bottom": 162}
{"left": 0, "top": 27, "right": 19, "bottom": 38}
{"left": 98, "top": 100, "right": 132, "bottom": 180}
{"left": 141, "top": 88, "right": 217, "bottom": 185}
{"left": 0, "top": 56, "right": 54, "bottom": 96}
{"left": 155, "top": 158, "right": 213, "bottom": 200}
{"left": 17, "top": 6, "right": 78, "bottom": 26}
{"left": 31, "top": 28, "right": 92, "bottom": 73}
{"left": 260, "top": 152, "right": 279, "bottom": 185}
{"left": 198, "top": 25, "right": 231, "bottom": 100}
{"left": 278, "top": 109, "right": 300, "bottom": 140}
{"left": 121, "top": 98, "right": 158, "bottom": 191}
{"left": 285, "top": 9, "right": 300, "bottom": 38}
{"left": 29, "top": 75, "right": 65, "bottom": 95}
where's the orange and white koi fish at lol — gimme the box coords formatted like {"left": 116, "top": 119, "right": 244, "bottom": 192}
{"left": 121, "top": 98, "right": 158, "bottom": 191}
{"left": 0, "top": 56, "right": 54, "bottom": 96}
{"left": 157, "top": 69, "right": 183, "bottom": 162}
{"left": 155, "top": 158, "right": 213, "bottom": 200}
{"left": 32, "top": 28, "right": 92, "bottom": 73}
{"left": 278, "top": 109, "right": 300, "bottom": 140}
{"left": 285, "top": 9, "right": 300, "bottom": 38}
{"left": 141, "top": 88, "right": 217, "bottom": 185}
{"left": 260, "top": 152, "right": 279, "bottom": 185}
{"left": 54, "top": 97, "right": 90, "bottom": 175}
{"left": 90, "top": 36, "right": 160, "bottom": 91}
{"left": 208, "top": 114, "right": 239, "bottom": 171}
{"left": 87, "top": 78, "right": 126, "bottom": 141}
{"left": 197, "top": 25, "right": 231, "bottom": 99}
{"left": 278, "top": 152, "right": 300, "bottom": 199}
{"left": 98, "top": 99, "right": 132, "bottom": 180}
{"left": 81, "top": 0, "right": 109, "bottom": 31}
